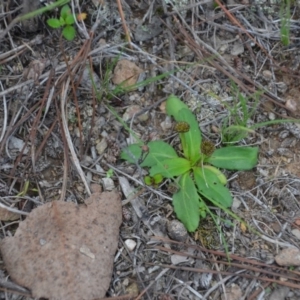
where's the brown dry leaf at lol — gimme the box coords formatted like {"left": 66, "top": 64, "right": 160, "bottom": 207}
{"left": 112, "top": 59, "right": 143, "bottom": 88}
{"left": 22, "top": 59, "right": 48, "bottom": 82}
{"left": 221, "top": 283, "right": 242, "bottom": 300}
{"left": 240, "top": 222, "right": 247, "bottom": 233}
{"left": 0, "top": 207, "right": 19, "bottom": 221}
{"left": 0, "top": 191, "right": 122, "bottom": 300}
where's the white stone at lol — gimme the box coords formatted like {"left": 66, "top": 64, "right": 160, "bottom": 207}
{"left": 96, "top": 139, "right": 108, "bottom": 155}
{"left": 231, "top": 197, "right": 241, "bottom": 210}
{"left": 291, "top": 229, "right": 300, "bottom": 240}
{"left": 268, "top": 112, "right": 276, "bottom": 120}
{"left": 8, "top": 136, "right": 28, "bottom": 153}
{"left": 102, "top": 178, "right": 115, "bottom": 191}
{"left": 171, "top": 254, "right": 188, "bottom": 265}
{"left": 124, "top": 239, "right": 137, "bottom": 251}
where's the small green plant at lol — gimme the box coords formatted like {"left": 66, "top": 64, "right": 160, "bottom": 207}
{"left": 221, "top": 82, "right": 300, "bottom": 144}
{"left": 221, "top": 82, "right": 261, "bottom": 143}
{"left": 106, "top": 168, "right": 114, "bottom": 178}
{"left": 47, "top": 4, "right": 76, "bottom": 41}
{"left": 144, "top": 174, "right": 163, "bottom": 187}
{"left": 121, "top": 95, "right": 258, "bottom": 232}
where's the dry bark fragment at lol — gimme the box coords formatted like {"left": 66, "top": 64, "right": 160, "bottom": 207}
{"left": 0, "top": 190, "right": 122, "bottom": 300}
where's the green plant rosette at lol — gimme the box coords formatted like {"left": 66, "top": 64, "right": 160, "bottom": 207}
{"left": 121, "top": 95, "right": 259, "bottom": 233}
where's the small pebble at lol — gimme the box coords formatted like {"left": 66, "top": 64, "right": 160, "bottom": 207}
{"left": 122, "top": 105, "right": 141, "bottom": 122}
{"left": 262, "top": 70, "right": 272, "bottom": 80}
{"left": 160, "top": 116, "right": 173, "bottom": 131}
{"left": 268, "top": 112, "right": 275, "bottom": 120}
{"left": 76, "top": 184, "right": 84, "bottom": 192}
{"left": 221, "top": 284, "right": 242, "bottom": 300}
{"left": 96, "top": 139, "right": 108, "bottom": 155}
{"left": 291, "top": 229, "right": 300, "bottom": 240}
{"left": 285, "top": 98, "right": 297, "bottom": 112}
{"left": 231, "top": 197, "right": 241, "bottom": 211}
{"left": 137, "top": 112, "right": 149, "bottom": 122}
{"left": 276, "top": 82, "right": 287, "bottom": 94}
{"left": 125, "top": 239, "right": 137, "bottom": 251}
{"left": 81, "top": 156, "right": 93, "bottom": 167}
{"left": 171, "top": 254, "right": 188, "bottom": 265}
{"left": 230, "top": 41, "right": 244, "bottom": 56}
{"left": 102, "top": 178, "right": 115, "bottom": 191}
{"left": 167, "top": 220, "right": 188, "bottom": 242}
{"left": 112, "top": 59, "right": 143, "bottom": 87}
{"left": 8, "top": 136, "right": 27, "bottom": 153}
{"left": 275, "top": 247, "right": 300, "bottom": 266}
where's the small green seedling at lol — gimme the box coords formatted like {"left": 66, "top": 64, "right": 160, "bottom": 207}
{"left": 106, "top": 168, "right": 114, "bottom": 178}
{"left": 47, "top": 5, "right": 76, "bottom": 41}
{"left": 221, "top": 82, "right": 300, "bottom": 144}
{"left": 221, "top": 82, "right": 261, "bottom": 143}
{"left": 121, "top": 95, "right": 258, "bottom": 232}
{"left": 144, "top": 174, "right": 163, "bottom": 187}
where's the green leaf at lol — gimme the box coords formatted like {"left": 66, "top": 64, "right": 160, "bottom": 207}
{"left": 166, "top": 94, "right": 190, "bottom": 118}
{"left": 120, "top": 144, "right": 142, "bottom": 164}
{"left": 173, "top": 173, "right": 200, "bottom": 232}
{"left": 143, "top": 141, "right": 178, "bottom": 167}
{"left": 65, "top": 14, "right": 75, "bottom": 25}
{"left": 177, "top": 108, "right": 201, "bottom": 164}
{"left": 59, "top": 16, "right": 65, "bottom": 26}
{"left": 149, "top": 158, "right": 191, "bottom": 178}
{"left": 166, "top": 95, "right": 201, "bottom": 164}
{"left": 202, "top": 165, "right": 227, "bottom": 185}
{"left": 207, "top": 146, "right": 258, "bottom": 170}
{"left": 47, "top": 18, "right": 61, "bottom": 28}
{"left": 61, "top": 4, "right": 71, "bottom": 19}
{"left": 153, "top": 174, "right": 163, "bottom": 184}
{"left": 144, "top": 176, "right": 152, "bottom": 186}
{"left": 193, "top": 167, "right": 233, "bottom": 208}
{"left": 121, "top": 141, "right": 178, "bottom": 167}
{"left": 62, "top": 25, "right": 76, "bottom": 41}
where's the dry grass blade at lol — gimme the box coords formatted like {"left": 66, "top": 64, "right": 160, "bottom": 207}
{"left": 0, "top": 81, "right": 7, "bottom": 143}
{"left": 116, "top": 0, "right": 132, "bottom": 47}
{"left": 60, "top": 78, "right": 91, "bottom": 196}
{"left": 0, "top": 279, "right": 31, "bottom": 297}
